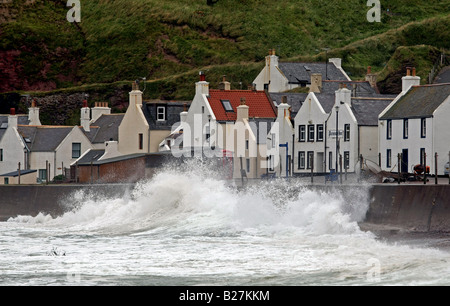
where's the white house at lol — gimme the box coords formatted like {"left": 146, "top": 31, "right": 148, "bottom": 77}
{"left": 379, "top": 70, "right": 450, "bottom": 175}
{"left": 117, "top": 81, "right": 190, "bottom": 156}
{"left": 0, "top": 104, "right": 95, "bottom": 183}
{"left": 252, "top": 49, "right": 351, "bottom": 93}
{"left": 181, "top": 73, "right": 277, "bottom": 179}
{"left": 266, "top": 96, "right": 294, "bottom": 178}
{"left": 289, "top": 84, "right": 394, "bottom": 177}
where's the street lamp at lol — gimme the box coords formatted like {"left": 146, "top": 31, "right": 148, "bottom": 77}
{"left": 335, "top": 105, "right": 339, "bottom": 173}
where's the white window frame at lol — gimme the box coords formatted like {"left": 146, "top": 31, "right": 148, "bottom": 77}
{"left": 157, "top": 106, "right": 166, "bottom": 121}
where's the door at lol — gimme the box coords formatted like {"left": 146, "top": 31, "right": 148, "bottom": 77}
{"left": 316, "top": 152, "right": 324, "bottom": 173}
{"left": 401, "top": 149, "right": 409, "bottom": 173}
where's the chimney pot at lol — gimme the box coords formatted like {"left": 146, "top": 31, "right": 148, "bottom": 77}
{"left": 183, "top": 103, "right": 188, "bottom": 112}
{"left": 240, "top": 97, "right": 246, "bottom": 105}
{"left": 10, "top": 108, "right": 15, "bottom": 116}
{"left": 83, "top": 100, "right": 88, "bottom": 108}
{"left": 412, "top": 67, "right": 416, "bottom": 77}
{"left": 367, "top": 66, "right": 372, "bottom": 74}
{"left": 281, "top": 96, "right": 287, "bottom": 104}
{"left": 406, "top": 67, "right": 411, "bottom": 76}
{"left": 31, "top": 100, "right": 37, "bottom": 108}
{"left": 199, "top": 71, "right": 206, "bottom": 82}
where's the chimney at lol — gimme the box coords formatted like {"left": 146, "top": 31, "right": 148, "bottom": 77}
{"left": 309, "top": 73, "right": 322, "bottom": 93}
{"left": 402, "top": 66, "right": 420, "bottom": 92}
{"left": 277, "top": 96, "right": 290, "bottom": 120}
{"left": 218, "top": 75, "right": 231, "bottom": 91}
{"left": 265, "top": 48, "right": 279, "bottom": 71}
{"left": 335, "top": 86, "right": 352, "bottom": 107}
{"left": 180, "top": 103, "right": 188, "bottom": 123}
{"left": 365, "top": 66, "right": 378, "bottom": 89}
{"left": 80, "top": 100, "right": 91, "bottom": 132}
{"left": 237, "top": 97, "right": 249, "bottom": 121}
{"left": 91, "top": 102, "right": 111, "bottom": 122}
{"left": 100, "top": 141, "right": 121, "bottom": 161}
{"left": 196, "top": 71, "right": 209, "bottom": 96}
{"left": 28, "top": 100, "right": 41, "bottom": 126}
{"left": 8, "top": 108, "right": 18, "bottom": 129}
{"left": 129, "top": 80, "right": 143, "bottom": 107}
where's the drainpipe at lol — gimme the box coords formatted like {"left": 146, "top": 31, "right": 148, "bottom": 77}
{"left": 324, "top": 111, "right": 333, "bottom": 183}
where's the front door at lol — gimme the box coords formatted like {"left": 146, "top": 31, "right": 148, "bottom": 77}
{"left": 401, "top": 149, "right": 409, "bottom": 173}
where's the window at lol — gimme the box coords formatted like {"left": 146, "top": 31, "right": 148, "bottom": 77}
{"left": 317, "top": 125, "right": 324, "bottom": 142}
{"left": 0, "top": 149, "right": 3, "bottom": 162}
{"left": 221, "top": 99, "right": 234, "bottom": 112}
{"left": 157, "top": 106, "right": 166, "bottom": 121}
{"left": 307, "top": 151, "right": 314, "bottom": 169}
{"left": 72, "top": 143, "right": 81, "bottom": 159}
{"left": 308, "top": 125, "right": 315, "bottom": 142}
{"left": 344, "top": 124, "right": 350, "bottom": 142}
{"left": 420, "top": 148, "right": 426, "bottom": 166}
{"left": 245, "top": 140, "right": 249, "bottom": 150}
{"left": 329, "top": 152, "right": 333, "bottom": 170}
{"left": 387, "top": 149, "right": 392, "bottom": 168}
{"left": 4, "top": 178, "right": 9, "bottom": 185}
{"left": 246, "top": 159, "right": 250, "bottom": 173}
{"left": 421, "top": 118, "right": 426, "bottom": 138}
{"left": 202, "top": 106, "right": 205, "bottom": 114}
{"left": 403, "top": 119, "right": 408, "bottom": 139}
{"left": 139, "top": 134, "right": 144, "bottom": 150}
{"left": 271, "top": 133, "right": 276, "bottom": 149}
{"left": 298, "top": 151, "right": 305, "bottom": 169}
{"left": 387, "top": 120, "right": 392, "bottom": 140}
{"left": 39, "top": 169, "right": 47, "bottom": 182}
{"left": 299, "top": 125, "right": 306, "bottom": 142}
{"left": 344, "top": 151, "right": 350, "bottom": 169}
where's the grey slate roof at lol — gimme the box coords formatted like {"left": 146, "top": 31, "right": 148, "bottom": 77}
{"left": 18, "top": 126, "right": 73, "bottom": 152}
{"left": 0, "top": 169, "right": 37, "bottom": 177}
{"left": 75, "top": 149, "right": 105, "bottom": 164}
{"left": 85, "top": 114, "right": 124, "bottom": 144}
{"left": 351, "top": 97, "right": 395, "bottom": 126}
{"left": 321, "top": 81, "right": 378, "bottom": 95}
{"left": 278, "top": 62, "right": 348, "bottom": 84}
{"left": 142, "top": 100, "right": 191, "bottom": 130}
{"left": 380, "top": 84, "right": 450, "bottom": 120}
{"left": 434, "top": 66, "right": 450, "bottom": 84}
{"left": 270, "top": 92, "right": 336, "bottom": 117}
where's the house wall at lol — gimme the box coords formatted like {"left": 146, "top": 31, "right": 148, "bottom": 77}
{"left": 185, "top": 92, "right": 214, "bottom": 149}
{"left": 293, "top": 94, "right": 329, "bottom": 174}
{"left": 29, "top": 152, "right": 54, "bottom": 182}
{"left": 268, "top": 106, "right": 294, "bottom": 177}
{"left": 379, "top": 118, "right": 433, "bottom": 173}
{"left": 150, "top": 130, "right": 170, "bottom": 153}
{"left": 253, "top": 54, "right": 288, "bottom": 92}
{"left": 118, "top": 90, "right": 150, "bottom": 155}
{"left": 0, "top": 173, "right": 37, "bottom": 185}
{"left": 433, "top": 97, "right": 450, "bottom": 175}
{"left": 359, "top": 126, "right": 379, "bottom": 165}
{"left": 77, "top": 157, "right": 146, "bottom": 184}
{"left": 326, "top": 104, "right": 358, "bottom": 173}
{"left": 55, "top": 127, "right": 94, "bottom": 179}
{"left": 0, "top": 127, "right": 25, "bottom": 175}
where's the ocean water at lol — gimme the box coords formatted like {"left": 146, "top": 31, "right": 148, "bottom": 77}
{"left": 1, "top": 162, "right": 449, "bottom": 286}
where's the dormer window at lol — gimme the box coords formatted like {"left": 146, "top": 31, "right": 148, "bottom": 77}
{"left": 221, "top": 100, "right": 234, "bottom": 112}
{"left": 157, "top": 106, "right": 166, "bottom": 121}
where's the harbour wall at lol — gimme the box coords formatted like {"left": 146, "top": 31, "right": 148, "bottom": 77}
{"left": 0, "top": 183, "right": 449, "bottom": 232}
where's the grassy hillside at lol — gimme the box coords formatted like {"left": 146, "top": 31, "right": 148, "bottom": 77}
{"left": 0, "top": 0, "right": 449, "bottom": 122}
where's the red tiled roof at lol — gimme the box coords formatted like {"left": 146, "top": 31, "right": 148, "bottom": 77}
{"left": 208, "top": 90, "right": 277, "bottom": 121}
